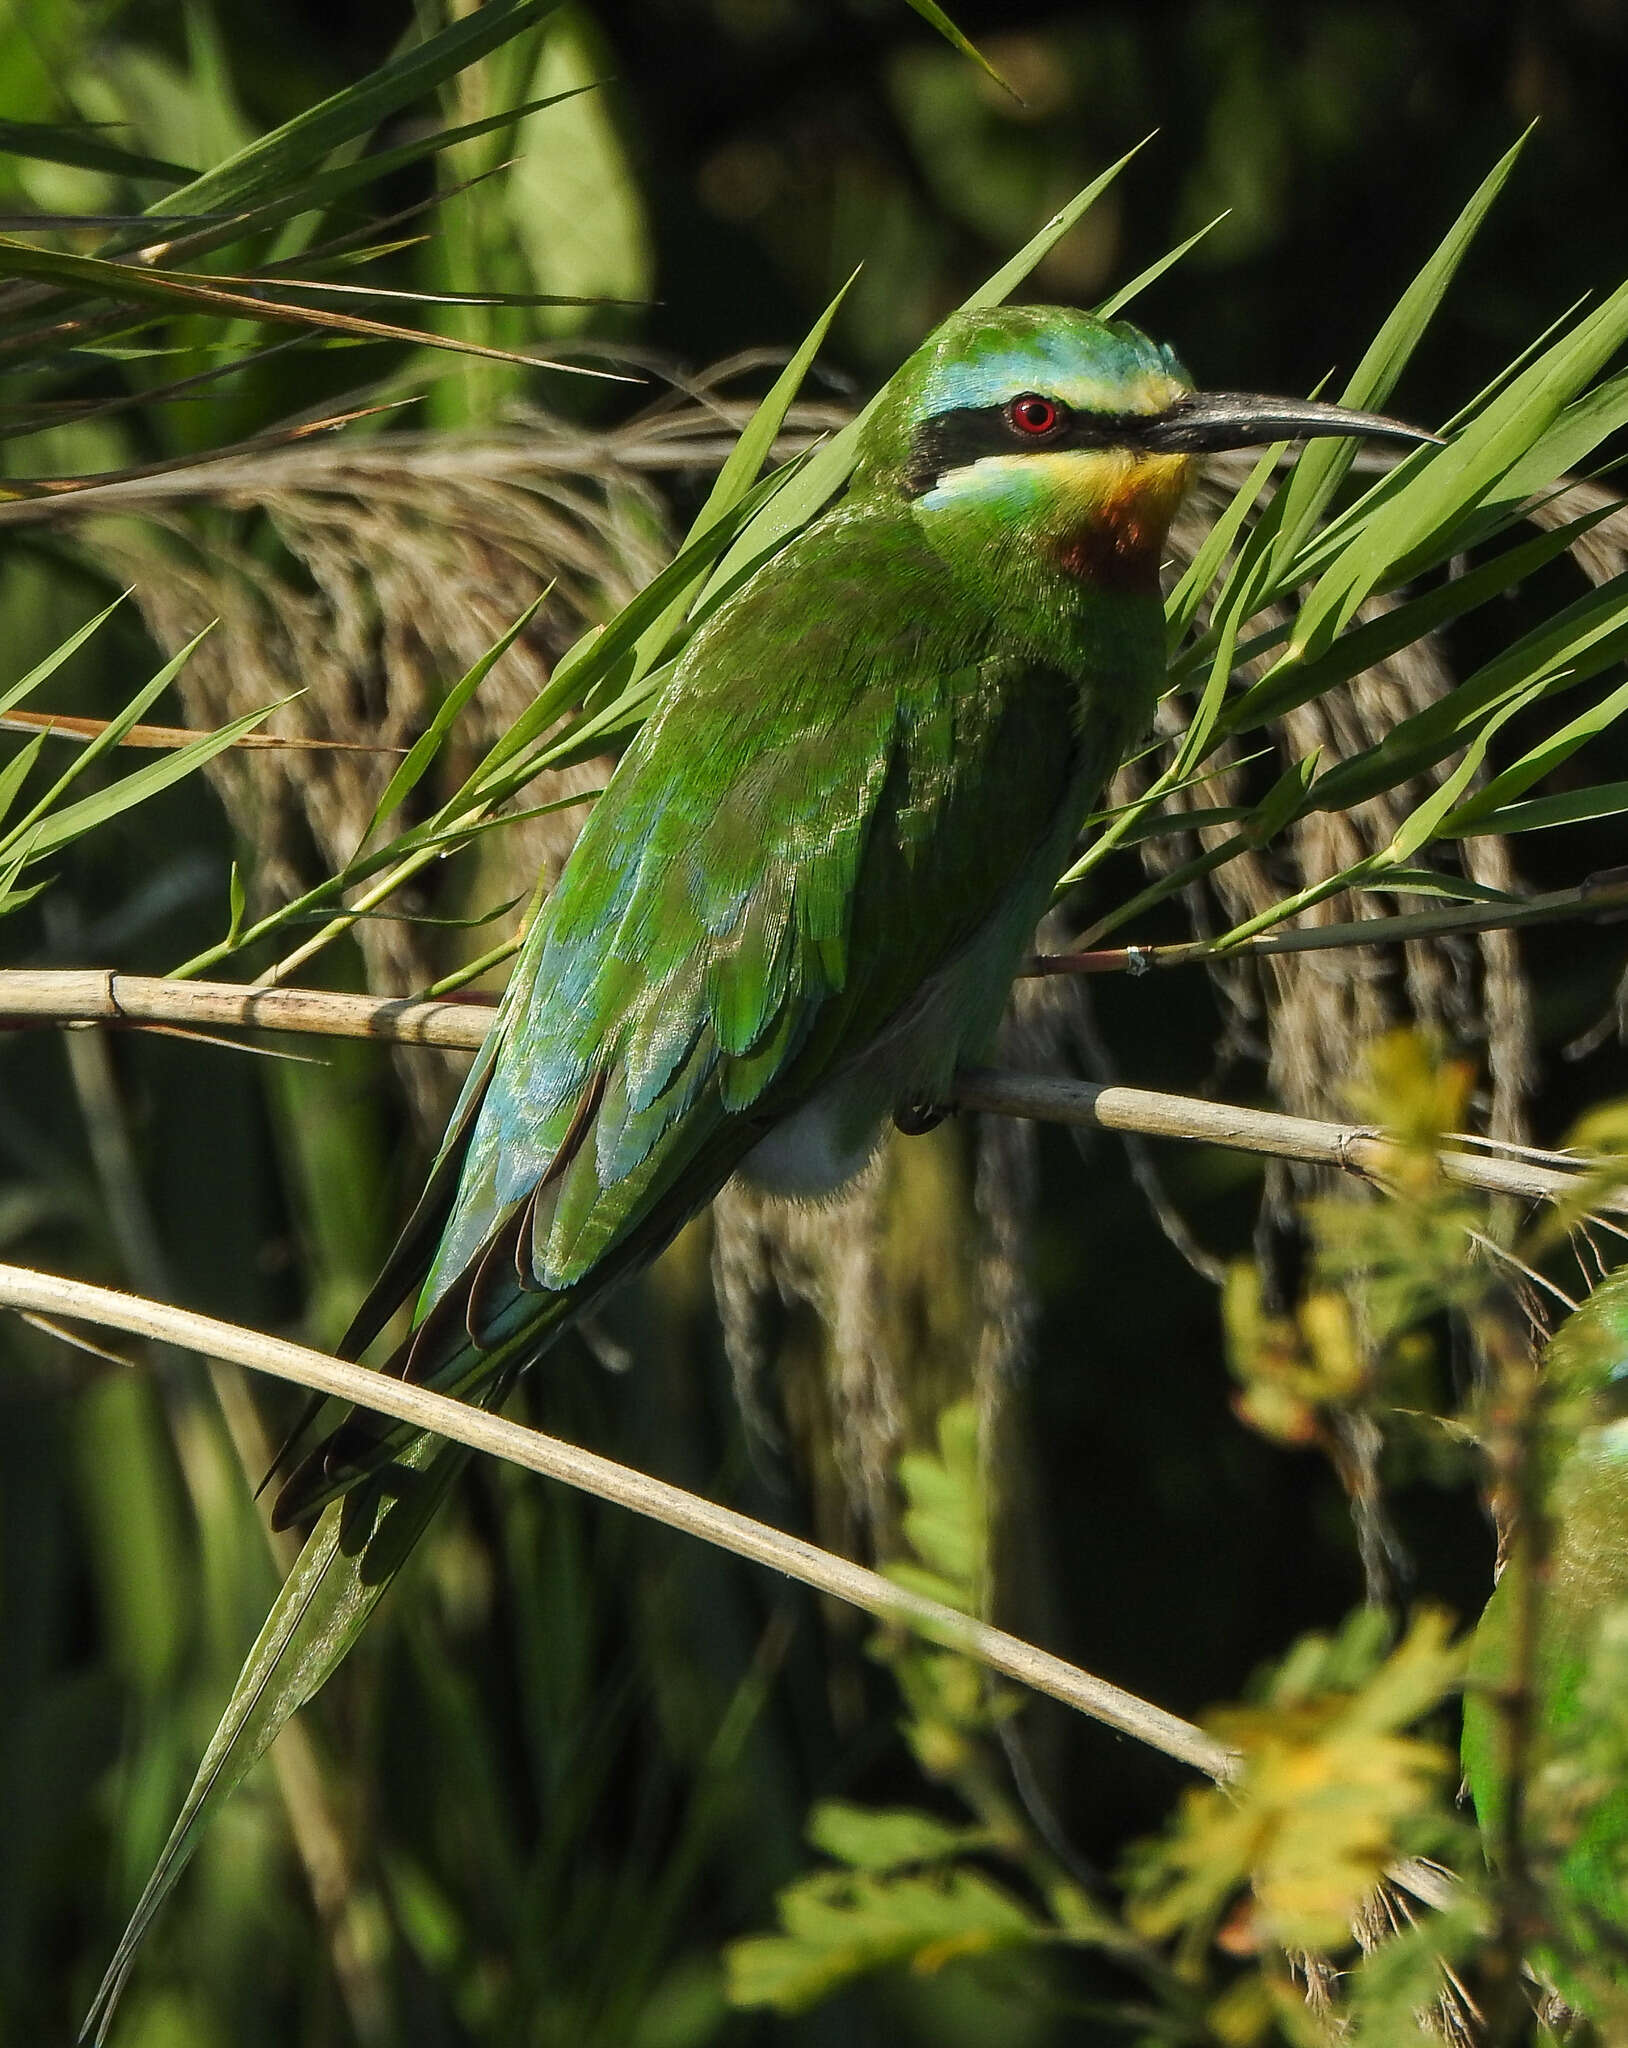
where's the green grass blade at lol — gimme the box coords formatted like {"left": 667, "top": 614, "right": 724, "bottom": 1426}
{"left": 901, "top": 0, "right": 1016, "bottom": 96}
{"left": 1492, "top": 370, "right": 1628, "bottom": 505}
{"left": 1267, "top": 130, "right": 1527, "bottom": 569}
{"left": 0, "top": 596, "right": 126, "bottom": 720}
{"left": 20, "top": 700, "right": 282, "bottom": 862}
{"left": 1284, "top": 273, "right": 1628, "bottom": 661}
{"left": 0, "top": 118, "right": 195, "bottom": 184}
{"left": 696, "top": 140, "right": 1154, "bottom": 607}
{"left": 82, "top": 1445, "right": 470, "bottom": 2046}
{"left": 1382, "top": 681, "right": 1549, "bottom": 861}
{"left": 1442, "top": 670, "right": 1628, "bottom": 829}
{"left": 0, "top": 629, "right": 213, "bottom": 853}
{"left": 1165, "top": 444, "right": 1284, "bottom": 648}
{"left": 1096, "top": 213, "right": 1229, "bottom": 319}
{"left": 1222, "top": 503, "right": 1619, "bottom": 736}
{"left": 145, "top": 89, "right": 594, "bottom": 271}
{"left": 1449, "top": 779, "right": 1628, "bottom": 835}
{"left": 0, "top": 237, "right": 614, "bottom": 381}
{"left": 0, "top": 731, "right": 46, "bottom": 829}
{"left": 122, "top": 0, "right": 559, "bottom": 232}
{"left": 363, "top": 592, "right": 551, "bottom": 844}
{"left": 621, "top": 270, "right": 857, "bottom": 679}
{"left": 1306, "top": 568, "right": 1628, "bottom": 815}
{"left": 1365, "top": 867, "right": 1520, "bottom": 903}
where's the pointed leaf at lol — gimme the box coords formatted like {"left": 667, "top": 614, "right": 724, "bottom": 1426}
{"left": 362, "top": 591, "right": 551, "bottom": 843}
{"left": 1267, "top": 129, "right": 1527, "bottom": 568}
{"left": 83, "top": 1443, "right": 469, "bottom": 2046}
{"left": 0, "top": 118, "right": 195, "bottom": 184}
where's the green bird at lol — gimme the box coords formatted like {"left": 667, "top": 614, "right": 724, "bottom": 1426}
{"left": 1463, "top": 1268, "right": 1628, "bottom": 2017}
{"left": 272, "top": 302, "right": 1438, "bottom": 1527}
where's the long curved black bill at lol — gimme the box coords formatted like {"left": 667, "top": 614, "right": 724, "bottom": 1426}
{"left": 1140, "top": 393, "right": 1445, "bottom": 455}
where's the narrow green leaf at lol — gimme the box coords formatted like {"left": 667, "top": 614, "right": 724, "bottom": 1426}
{"left": 83, "top": 1444, "right": 469, "bottom": 2046}
{"left": 1443, "top": 670, "right": 1628, "bottom": 829}
{"left": 21, "top": 698, "right": 280, "bottom": 861}
{"left": 0, "top": 731, "right": 45, "bottom": 829}
{"left": 1250, "top": 751, "right": 1322, "bottom": 845}
{"left": 901, "top": 0, "right": 1017, "bottom": 96}
{"left": 0, "top": 595, "right": 126, "bottom": 721}
{"left": 1493, "top": 367, "right": 1628, "bottom": 505}
{"left": 696, "top": 139, "right": 1153, "bottom": 607}
{"left": 1267, "top": 129, "right": 1527, "bottom": 568}
{"left": 1223, "top": 503, "right": 1619, "bottom": 736}
{"left": 1286, "top": 273, "right": 1628, "bottom": 661}
{"left": 1383, "top": 681, "right": 1548, "bottom": 862}
{"left": 0, "top": 118, "right": 195, "bottom": 184}
{"left": 1449, "top": 779, "right": 1628, "bottom": 836}
{"left": 146, "top": 89, "right": 596, "bottom": 271}
{"left": 1306, "top": 568, "right": 1628, "bottom": 816}
{"left": 449, "top": 472, "right": 785, "bottom": 812}
{"left": 363, "top": 591, "right": 551, "bottom": 844}
{"left": 1362, "top": 867, "right": 1522, "bottom": 904}
{"left": 122, "top": 0, "right": 559, "bottom": 234}
{"left": 1165, "top": 442, "right": 1284, "bottom": 648}
{"left": 0, "top": 237, "right": 614, "bottom": 382}
{"left": 621, "top": 270, "right": 856, "bottom": 680}
{"left": 225, "top": 862, "right": 246, "bottom": 946}
{"left": 1096, "top": 212, "right": 1229, "bottom": 319}
{"left": 0, "top": 628, "right": 213, "bottom": 854}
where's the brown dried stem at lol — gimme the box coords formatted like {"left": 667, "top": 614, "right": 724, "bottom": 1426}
{"left": 0, "top": 1260, "right": 1234, "bottom": 1784}
{"left": 0, "top": 970, "right": 1619, "bottom": 1218}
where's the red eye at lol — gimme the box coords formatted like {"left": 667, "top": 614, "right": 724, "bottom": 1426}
{"left": 1008, "top": 394, "right": 1060, "bottom": 436}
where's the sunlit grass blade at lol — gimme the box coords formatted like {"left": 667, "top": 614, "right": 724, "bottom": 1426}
{"left": 19, "top": 699, "right": 282, "bottom": 862}
{"left": 1096, "top": 212, "right": 1229, "bottom": 319}
{"left": 0, "top": 628, "right": 214, "bottom": 851}
{"left": 613, "top": 271, "right": 856, "bottom": 682}
{"left": 0, "top": 731, "right": 46, "bottom": 830}
{"left": 139, "top": 88, "right": 594, "bottom": 271}
{"left": 1266, "top": 129, "right": 1528, "bottom": 570}
{"left": 1449, "top": 780, "right": 1628, "bottom": 836}
{"left": 1441, "top": 671, "right": 1628, "bottom": 829}
{"left": 82, "top": 1444, "right": 472, "bottom": 2047}
{"left": 1165, "top": 444, "right": 1284, "bottom": 648}
{"left": 1284, "top": 276, "right": 1628, "bottom": 662}
{"left": 1306, "top": 569, "right": 1628, "bottom": 816}
{"left": 0, "top": 118, "right": 195, "bottom": 184}
{"left": 113, "top": 0, "right": 559, "bottom": 238}
{"left": 1222, "top": 503, "right": 1619, "bottom": 736}
{"left": 361, "top": 591, "right": 552, "bottom": 845}
{"left": 1493, "top": 370, "right": 1628, "bottom": 505}
{"left": 1381, "top": 681, "right": 1549, "bottom": 861}
{"left": 0, "top": 595, "right": 126, "bottom": 719}
{"left": 901, "top": 0, "right": 1017, "bottom": 97}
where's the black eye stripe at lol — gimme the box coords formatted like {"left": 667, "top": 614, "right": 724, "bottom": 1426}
{"left": 904, "top": 402, "right": 1160, "bottom": 498}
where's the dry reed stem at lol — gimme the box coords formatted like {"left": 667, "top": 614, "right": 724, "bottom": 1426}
{"left": 0, "top": 969, "right": 1619, "bottom": 1217}
{"left": 0, "top": 1259, "right": 1233, "bottom": 1784}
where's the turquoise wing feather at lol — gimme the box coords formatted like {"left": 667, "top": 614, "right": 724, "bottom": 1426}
{"left": 273, "top": 510, "right": 1100, "bottom": 1524}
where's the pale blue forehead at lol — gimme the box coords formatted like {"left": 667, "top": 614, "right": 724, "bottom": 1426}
{"left": 921, "top": 328, "right": 1189, "bottom": 417}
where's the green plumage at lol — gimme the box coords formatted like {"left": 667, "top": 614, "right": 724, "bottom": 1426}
{"left": 272, "top": 301, "right": 1435, "bottom": 1526}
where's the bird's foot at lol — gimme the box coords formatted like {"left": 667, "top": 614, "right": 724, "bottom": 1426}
{"left": 893, "top": 1100, "right": 948, "bottom": 1137}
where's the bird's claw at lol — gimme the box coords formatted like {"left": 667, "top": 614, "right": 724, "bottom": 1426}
{"left": 893, "top": 1100, "right": 948, "bottom": 1137}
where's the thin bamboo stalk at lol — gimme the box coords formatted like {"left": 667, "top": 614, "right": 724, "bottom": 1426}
{"left": 0, "top": 1260, "right": 1235, "bottom": 1784}
{"left": 1, "top": 970, "right": 1619, "bottom": 1216}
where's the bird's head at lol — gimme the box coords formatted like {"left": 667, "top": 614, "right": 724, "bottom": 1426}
{"left": 856, "top": 303, "right": 1439, "bottom": 598}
